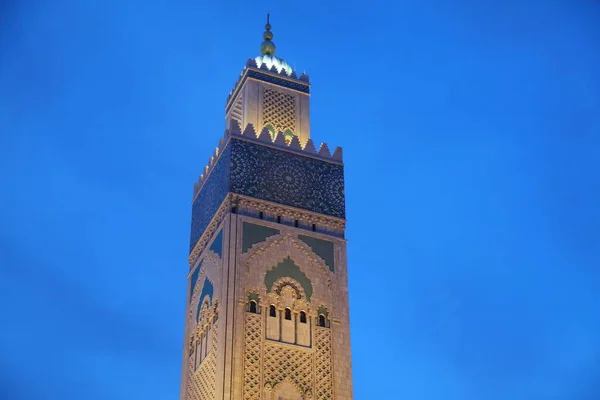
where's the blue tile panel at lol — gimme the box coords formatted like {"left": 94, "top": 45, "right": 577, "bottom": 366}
{"left": 189, "top": 138, "right": 345, "bottom": 253}
{"left": 189, "top": 259, "right": 203, "bottom": 303}
{"left": 229, "top": 140, "right": 345, "bottom": 219}
{"left": 226, "top": 69, "right": 310, "bottom": 113}
{"left": 209, "top": 229, "right": 223, "bottom": 257}
{"left": 196, "top": 279, "right": 214, "bottom": 322}
{"left": 298, "top": 234, "right": 335, "bottom": 272}
{"left": 189, "top": 145, "right": 231, "bottom": 252}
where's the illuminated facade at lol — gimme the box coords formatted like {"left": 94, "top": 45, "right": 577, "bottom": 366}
{"left": 181, "top": 17, "right": 353, "bottom": 400}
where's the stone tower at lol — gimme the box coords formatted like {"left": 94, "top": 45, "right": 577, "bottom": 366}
{"left": 181, "top": 16, "right": 353, "bottom": 400}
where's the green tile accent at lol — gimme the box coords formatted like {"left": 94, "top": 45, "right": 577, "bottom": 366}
{"left": 248, "top": 292, "right": 259, "bottom": 303}
{"left": 242, "top": 222, "right": 280, "bottom": 253}
{"left": 317, "top": 305, "right": 329, "bottom": 318}
{"left": 298, "top": 234, "right": 335, "bottom": 272}
{"left": 264, "top": 257, "right": 313, "bottom": 301}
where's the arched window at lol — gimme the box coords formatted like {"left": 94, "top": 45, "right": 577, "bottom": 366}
{"left": 300, "top": 311, "right": 307, "bottom": 323}
{"left": 318, "top": 314, "right": 327, "bottom": 327}
{"left": 269, "top": 305, "right": 277, "bottom": 317}
{"left": 285, "top": 308, "right": 292, "bottom": 320}
{"left": 249, "top": 300, "right": 257, "bottom": 314}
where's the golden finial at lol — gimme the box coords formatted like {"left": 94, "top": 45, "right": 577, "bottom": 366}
{"left": 260, "top": 13, "right": 276, "bottom": 56}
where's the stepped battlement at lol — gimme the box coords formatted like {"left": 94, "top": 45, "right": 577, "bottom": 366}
{"left": 192, "top": 120, "right": 342, "bottom": 200}
{"left": 225, "top": 59, "right": 310, "bottom": 113}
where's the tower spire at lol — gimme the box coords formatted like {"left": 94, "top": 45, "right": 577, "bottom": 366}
{"left": 260, "top": 13, "right": 276, "bottom": 56}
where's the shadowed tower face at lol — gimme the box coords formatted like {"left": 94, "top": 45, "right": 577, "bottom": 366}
{"left": 181, "top": 16, "right": 353, "bottom": 400}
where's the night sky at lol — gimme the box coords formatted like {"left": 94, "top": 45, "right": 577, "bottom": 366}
{"left": 1, "top": 1, "right": 599, "bottom": 399}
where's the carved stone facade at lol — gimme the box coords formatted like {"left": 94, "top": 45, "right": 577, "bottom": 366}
{"left": 180, "top": 20, "right": 352, "bottom": 400}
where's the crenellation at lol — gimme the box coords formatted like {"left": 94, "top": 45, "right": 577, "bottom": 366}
{"left": 332, "top": 147, "right": 343, "bottom": 161}
{"left": 258, "top": 127, "right": 272, "bottom": 143}
{"left": 192, "top": 122, "right": 343, "bottom": 201}
{"left": 288, "top": 135, "right": 302, "bottom": 150}
{"left": 318, "top": 142, "right": 331, "bottom": 158}
{"left": 303, "top": 138, "right": 317, "bottom": 154}
{"left": 242, "top": 123, "right": 257, "bottom": 138}
{"left": 230, "top": 119, "right": 242, "bottom": 134}
{"left": 273, "top": 132, "right": 287, "bottom": 146}
{"left": 299, "top": 72, "right": 309, "bottom": 82}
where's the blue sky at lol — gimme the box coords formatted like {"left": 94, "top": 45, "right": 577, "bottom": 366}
{"left": 1, "top": 1, "right": 599, "bottom": 399}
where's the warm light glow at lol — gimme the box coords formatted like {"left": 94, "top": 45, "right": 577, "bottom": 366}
{"left": 255, "top": 55, "right": 293, "bottom": 76}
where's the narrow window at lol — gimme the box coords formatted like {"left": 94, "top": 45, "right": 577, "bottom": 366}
{"left": 312, "top": 224, "right": 316, "bottom": 232}
{"left": 277, "top": 216, "right": 281, "bottom": 223}
{"left": 259, "top": 211, "right": 264, "bottom": 219}
{"left": 294, "top": 219, "right": 299, "bottom": 227}
{"left": 318, "top": 314, "right": 326, "bottom": 327}
{"left": 249, "top": 300, "right": 257, "bottom": 314}
{"left": 300, "top": 311, "right": 307, "bottom": 323}
{"left": 285, "top": 308, "right": 292, "bottom": 320}
{"left": 231, "top": 206, "right": 237, "bottom": 214}
{"left": 269, "top": 305, "right": 277, "bottom": 317}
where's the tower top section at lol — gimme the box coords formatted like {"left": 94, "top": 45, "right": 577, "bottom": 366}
{"left": 225, "top": 15, "right": 311, "bottom": 145}
{"left": 260, "top": 14, "right": 275, "bottom": 56}
{"left": 254, "top": 15, "right": 293, "bottom": 77}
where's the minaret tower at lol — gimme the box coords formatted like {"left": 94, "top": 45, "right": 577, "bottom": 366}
{"left": 181, "top": 16, "right": 353, "bottom": 400}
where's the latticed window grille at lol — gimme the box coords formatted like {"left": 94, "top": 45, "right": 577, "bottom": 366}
{"left": 262, "top": 87, "right": 296, "bottom": 139}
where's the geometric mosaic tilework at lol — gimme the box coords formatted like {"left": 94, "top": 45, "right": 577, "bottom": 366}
{"left": 264, "top": 342, "right": 312, "bottom": 396}
{"left": 264, "top": 256, "right": 313, "bottom": 301}
{"left": 189, "top": 145, "right": 231, "bottom": 252}
{"left": 242, "top": 222, "right": 280, "bottom": 253}
{"left": 190, "top": 138, "right": 345, "bottom": 254}
{"left": 244, "top": 313, "right": 262, "bottom": 400}
{"left": 187, "top": 320, "right": 219, "bottom": 400}
{"left": 298, "top": 234, "right": 335, "bottom": 272}
{"left": 230, "top": 139, "right": 345, "bottom": 219}
{"left": 315, "top": 328, "right": 333, "bottom": 400}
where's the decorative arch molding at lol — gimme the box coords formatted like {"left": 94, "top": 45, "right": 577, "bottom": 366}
{"left": 245, "top": 233, "right": 332, "bottom": 280}
{"left": 189, "top": 251, "right": 220, "bottom": 308}
{"left": 269, "top": 377, "right": 306, "bottom": 400}
{"left": 196, "top": 298, "right": 212, "bottom": 331}
{"left": 246, "top": 288, "right": 261, "bottom": 303}
{"left": 242, "top": 234, "right": 336, "bottom": 314}
{"left": 202, "top": 249, "right": 222, "bottom": 272}
{"left": 266, "top": 279, "right": 310, "bottom": 314}
{"left": 189, "top": 276, "right": 216, "bottom": 326}
{"left": 265, "top": 257, "right": 313, "bottom": 300}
